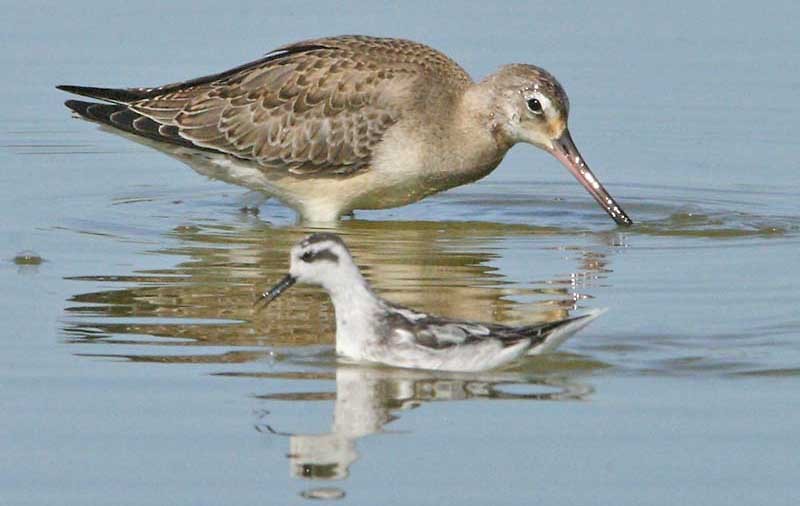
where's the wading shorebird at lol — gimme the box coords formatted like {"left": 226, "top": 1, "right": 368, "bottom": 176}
{"left": 258, "top": 233, "right": 603, "bottom": 371}
{"left": 58, "top": 35, "right": 632, "bottom": 225}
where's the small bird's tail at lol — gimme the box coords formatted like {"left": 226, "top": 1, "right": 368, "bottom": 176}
{"left": 527, "top": 308, "right": 607, "bottom": 355}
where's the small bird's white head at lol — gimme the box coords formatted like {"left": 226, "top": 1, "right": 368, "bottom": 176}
{"left": 258, "top": 233, "right": 361, "bottom": 306}
{"left": 288, "top": 233, "right": 359, "bottom": 289}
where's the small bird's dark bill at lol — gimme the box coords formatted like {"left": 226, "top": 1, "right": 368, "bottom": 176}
{"left": 256, "top": 274, "right": 297, "bottom": 308}
{"left": 550, "top": 129, "right": 633, "bottom": 226}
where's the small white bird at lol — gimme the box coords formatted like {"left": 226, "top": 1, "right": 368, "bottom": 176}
{"left": 259, "top": 233, "right": 603, "bottom": 372}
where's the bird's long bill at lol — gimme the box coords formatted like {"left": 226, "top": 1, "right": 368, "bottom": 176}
{"left": 256, "top": 274, "right": 297, "bottom": 308}
{"left": 550, "top": 129, "right": 633, "bottom": 226}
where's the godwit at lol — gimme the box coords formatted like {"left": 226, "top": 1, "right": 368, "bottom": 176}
{"left": 58, "top": 35, "right": 632, "bottom": 225}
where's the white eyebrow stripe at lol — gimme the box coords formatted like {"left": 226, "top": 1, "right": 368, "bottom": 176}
{"left": 533, "top": 93, "right": 553, "bottom": 112}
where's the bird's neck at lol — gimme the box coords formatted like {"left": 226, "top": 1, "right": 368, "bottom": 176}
{"left": 326, "top": 275, "right": 383, "bottom": 360}
{"left": 404, "top": 82, "right": 510, "bottom": 191}
{"left": 461, "top": 80, "right": 515, "bottom": 153}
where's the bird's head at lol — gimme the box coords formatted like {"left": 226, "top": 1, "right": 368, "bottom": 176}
{"left": 484, "top": 64, "right": 632, "bottom": 226}
{"left": 257, "top": 233, "right": 358, "bottom": 306}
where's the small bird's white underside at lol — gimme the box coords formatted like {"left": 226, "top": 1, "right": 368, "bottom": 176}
{"left": 364, "top": 338, "right": 532, "bottom": 372}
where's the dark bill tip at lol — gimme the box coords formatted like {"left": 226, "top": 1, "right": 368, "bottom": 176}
{"left": 255, "top": 274, "right": 297, "bottom": 309}
{"left": 550, "top": 129, "right": 633, "bottom": 226}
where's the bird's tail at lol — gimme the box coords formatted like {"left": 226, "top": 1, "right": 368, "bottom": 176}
{"left": 56, "top": 84, "right": 148, "bottom": 104}
{"left": 527, "top": 308, "right": 607, "bottom": 355}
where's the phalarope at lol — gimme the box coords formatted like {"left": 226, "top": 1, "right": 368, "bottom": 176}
{"left": 58, "top": 35, "right": 632, "bottom": 225}
{"left": 258, "top": 233, "right": 603, "bottom": 371}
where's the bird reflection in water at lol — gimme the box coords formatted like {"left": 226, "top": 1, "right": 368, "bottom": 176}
{"left": 63, "top": 220, "right": 621, "bottom": 349}
{"left": 60, "top": 220, "right": 617, "bottom": 500}
{"left": 247, "top": 363, "right": 596, "bottom": 498}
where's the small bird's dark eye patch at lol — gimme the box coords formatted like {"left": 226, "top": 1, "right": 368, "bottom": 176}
{"left": 300, "top": 248, "right": 339, "bottom": 264}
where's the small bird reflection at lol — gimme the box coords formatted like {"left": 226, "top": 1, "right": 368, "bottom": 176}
{"left": 251, "top": 364, "right": 594, "bottom": 492}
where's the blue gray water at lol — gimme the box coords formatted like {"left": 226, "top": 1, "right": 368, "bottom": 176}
{"left": 2, "top": 1, "right": 799, "bottom": 504}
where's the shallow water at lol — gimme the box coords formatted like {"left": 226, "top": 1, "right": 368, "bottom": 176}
{"left": 2, "top": 1, "right": 800, "bottom": 504}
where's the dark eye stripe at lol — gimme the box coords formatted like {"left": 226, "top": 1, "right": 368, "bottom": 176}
{"left": 302, "top": 249, "right": 339, "bottom": 264}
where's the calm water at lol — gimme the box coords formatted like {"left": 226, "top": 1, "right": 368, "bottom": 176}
{"left": 2, "top": 1, "right": 800, "bottom": 504}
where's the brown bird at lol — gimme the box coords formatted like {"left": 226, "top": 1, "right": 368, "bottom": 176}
{"left": 58, "top": 35, "right": 632, "bottom": 225}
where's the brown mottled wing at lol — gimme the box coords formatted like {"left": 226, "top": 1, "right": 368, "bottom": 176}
{"left": 125, "top": 36, "right": 471, "bottom": 176}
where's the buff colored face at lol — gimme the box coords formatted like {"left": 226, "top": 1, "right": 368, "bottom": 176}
{"left": 515, "top": 88, "right": 568, "bottom": 150}
{"left": 511, "top": 81, "right": 633, "bottom": 226}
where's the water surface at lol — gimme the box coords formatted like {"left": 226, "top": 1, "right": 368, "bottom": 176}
{"left": 2, "top": 1, "right": 799, "bottom": 505}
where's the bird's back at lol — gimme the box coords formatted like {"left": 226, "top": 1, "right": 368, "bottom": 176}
{"left": 59, "top": 35, "right": 473, "bottom": 177}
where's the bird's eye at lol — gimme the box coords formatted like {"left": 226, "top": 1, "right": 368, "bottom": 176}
{"left": 527, "top": 98, "right": 543, "bottom": 114}
{"left": 300, "top": 251, "right": 313, "bottom": 262}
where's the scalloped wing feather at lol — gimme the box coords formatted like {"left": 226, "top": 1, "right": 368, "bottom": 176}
{"left": 122, "top": 36, "right": 470, "bottom": 177}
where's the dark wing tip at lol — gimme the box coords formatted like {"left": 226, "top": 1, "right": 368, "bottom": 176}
{"left": 515, "top": 314, "right": 593, "bottom": 341}
{"left": 56, "top": 84, "right": 147, "bottom": 103}
{"left": 60, "top": 99, "right": 198, "bottom": 150}
{"left": 63, "top": 99, "right": 95, "bottom": 117}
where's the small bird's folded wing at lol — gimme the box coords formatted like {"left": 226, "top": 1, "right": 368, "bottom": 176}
{"left": 385, "top": 304, "right": 604, "bottom": 353}
{"left": 383, "top": 305, "right": 527, "bottom": 350}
